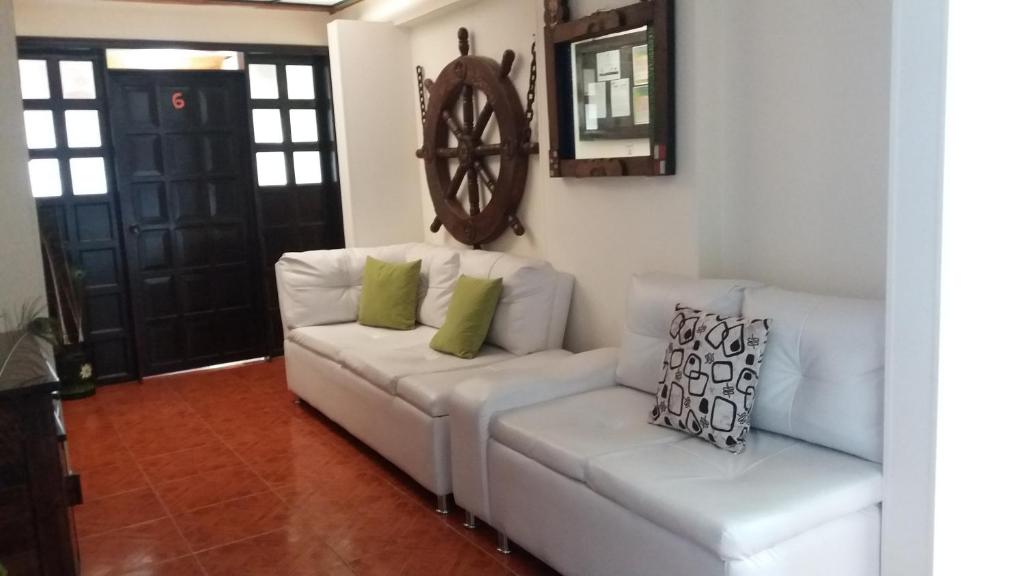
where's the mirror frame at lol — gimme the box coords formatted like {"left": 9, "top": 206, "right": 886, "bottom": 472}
{"left": 544, "top": 0, "right": 675, "bottom": 178}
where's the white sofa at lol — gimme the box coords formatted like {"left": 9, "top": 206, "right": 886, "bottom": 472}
{"left": 276, "top": 243, "right": 574, "bottom": 512}
{"left": 450, "top": 273, "right": 884, "bottom": 575}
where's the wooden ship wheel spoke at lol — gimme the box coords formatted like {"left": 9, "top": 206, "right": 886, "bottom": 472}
{"left": 416, "top": 28, "right": 538, "bottom": 248}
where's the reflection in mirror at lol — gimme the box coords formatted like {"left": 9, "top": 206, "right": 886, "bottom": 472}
{"left": 570, "top": 27, "right": 651, "bottom": 160}
{"left": 544, "top": 0, "right": 673, "bottom": 177}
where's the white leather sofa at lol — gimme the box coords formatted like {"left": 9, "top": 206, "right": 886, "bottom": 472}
{"left": 450, "top": 273, "right": 884, "bottom": 575}
{"left": 275, "top": 243, "right": 573, "bottom": 512}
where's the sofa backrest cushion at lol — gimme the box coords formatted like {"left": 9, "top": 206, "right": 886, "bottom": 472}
{"left": 276, "top": 244, "right": 407, "bottom": 330}
{"left": 407, "top": 244, "right": 460, "bottom": 328}
{"left": 743, "top": 287, "right": 885, "bottom": 463}
{"left": 617, "top": 273, "right": 759, "bottom": 394}
{"left": 276, "top": 243, "right": 460, "bottom": 331}
{"left": 458, "top": 250, "right": 562, "bottom": 356}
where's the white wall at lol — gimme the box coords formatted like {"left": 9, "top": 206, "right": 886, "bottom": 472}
{"left": 340, "top": 0, "right": 481, "bottom": 25}
{"left": 328, "top": 19, "right": 424, "bottom": 248}
{"left": 882, "top": 0, "right": 947, "bottom": 573}
{"left": 0, "top": 0, "right": 47, "bottom": 315}
{"left": 401, "top": 0, "right": 710, "bottom": 350}
{"left": 709, "top": 1, "right": 891, "bottom": 298}
{"left": 934, "top": 2, "right": 1023, "bottom": 574}
{"left": 338, "top": 0, "right": 891, "bottom": 351}
{"left": 13, "top": 0, "right": 331, "bottom": 45}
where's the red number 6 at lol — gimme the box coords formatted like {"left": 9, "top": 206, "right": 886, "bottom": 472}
{"left": 172, "top": 92, "right": 186, "bottom": 110}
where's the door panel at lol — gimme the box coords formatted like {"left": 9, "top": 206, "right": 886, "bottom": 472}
{"left": 246, "top": 56, "right": 343, "bottom": 356}
{"left": 22, "top": 49, "right": 136, "bottom": 384}
{"left": 108, "top": 71, "right": 266, "bottom": 376}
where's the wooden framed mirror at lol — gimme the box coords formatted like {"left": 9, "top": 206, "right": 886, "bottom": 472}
{"left": 544, "top": 0, "right": 675, "bottom": 178}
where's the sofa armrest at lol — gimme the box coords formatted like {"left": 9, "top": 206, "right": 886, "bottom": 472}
{"left": 449, "top": 348, "right": 620, "bottom": 522}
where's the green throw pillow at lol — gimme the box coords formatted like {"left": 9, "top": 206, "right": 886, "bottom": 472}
{"left": 358, "top": 257, "right": 421, "bottom": 330}
{"left": 430, "top": 275, "right": 503, "bottom": 359}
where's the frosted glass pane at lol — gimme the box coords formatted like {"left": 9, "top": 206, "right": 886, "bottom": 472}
{"left": 60, "top": 61, "right": 96, "bottom": 99}
{"left": 29, "top": 159, "right": 62, "bottom": 198}
{"left": 249, "top": 64, "right": 279, "bottom": 99}
{"left": 24, "top": 110, "right": 57, "bottom": 149}
{"left": 70, "top": 157, "right": 108, "bottom": 196}
{"left": 252, "top": 109, "right": 283, "bottom": 144}
{"left": 19, "top": 60, "right": 50, "bottom": 100}
{"left": 286, "top": 65, "right": 315, "bottom": 100}
{"left": 289, "top": 109, "right": 319, "bottom": 143}
{"left": 293, "top": 151, "right": 322, "bottom": 185}
{"left": 65, "top": 110, "right": 102, "bottom": 148}
{"left": 256, "top": 152, "right": 287, "bottom": 186}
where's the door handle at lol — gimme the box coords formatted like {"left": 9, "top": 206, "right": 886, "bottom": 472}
{"left": 128, "top": 225, "right": 141, "bottom": 235}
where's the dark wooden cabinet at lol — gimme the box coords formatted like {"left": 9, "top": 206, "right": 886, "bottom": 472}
{"left": 0, "top": 382, "right": 80, "bottom": 576}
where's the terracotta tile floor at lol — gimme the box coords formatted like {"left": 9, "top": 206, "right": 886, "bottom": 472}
{"left": 64, "top": 359, "right": 560, "bottom": 576}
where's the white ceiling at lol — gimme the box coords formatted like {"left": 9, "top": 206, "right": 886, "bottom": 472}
{"left": 150, "top": 0, "right": 358, "bottom": 10}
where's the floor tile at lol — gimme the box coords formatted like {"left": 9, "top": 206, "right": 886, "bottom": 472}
{"left": 136, "top": 441, "right": 243, "bottom": 483}
{"left": 120, "top": 418, "right": 219, "bottom": 458}
{"left": 68, "top": 436, "right": 133, "bottom": 472}
{"left": 106, "top": 401, "right": 196, "bottom": 432}
{"left": 243, "top": 444, "right": 351, "bottom": 486}
{"left": 75, "top": 487, "right": 167, "bottom": 537}
{"left": 195, "top": 526, "right": 354, "bottom": 576}
{"left": 66, "top": 360, "right": 563, "bottom": 576}
{"left": 80, "top": 460, "right": 149, "bottom": 501}
{"left": 116, "top": 555, "right": 205, "bottom": 576}
{"left": 173, "top": 490, "right": 290, "bottom": 551}
{"left": 154, "top": 464, "right": 269, "bottom": 514}
{"left": 78, "top": 518, "right": 190, "bottom": 576}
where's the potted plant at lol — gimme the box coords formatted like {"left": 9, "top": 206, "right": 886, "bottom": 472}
{"left": 0, "top": 300, "right": 57, "bottom": 389}
{"left": 41, "top": 233, "right": 96, "bottom": 399}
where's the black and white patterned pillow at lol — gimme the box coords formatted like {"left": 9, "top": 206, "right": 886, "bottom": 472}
{"left": 649, "top": 305, "right": 771, "bottom": 453}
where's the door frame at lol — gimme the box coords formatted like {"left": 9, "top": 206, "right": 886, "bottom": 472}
{"left": 107, "top": 68, "right": 267, "bottom": 377}
{"left": 18, "top": 37, "right": 341, "bottom": 383}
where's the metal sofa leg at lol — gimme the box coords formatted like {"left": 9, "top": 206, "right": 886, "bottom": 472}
{"left": 463, "top": 511, "right": 477, "bottom": 529}
{"left": 497, "top": 532, "right": 512, "bottom": 555}
{"left": 435, "top": 494, "right": 450, "bottom": 515}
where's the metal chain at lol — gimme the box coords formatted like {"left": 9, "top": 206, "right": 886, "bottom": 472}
{"left": 525, "top": 40, "right": 538, "bottom": 129}
{"left": 416, "top": 65, "right": 428, "bottom": 125}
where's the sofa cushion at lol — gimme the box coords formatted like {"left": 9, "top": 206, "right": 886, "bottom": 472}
{"left": 650, "top": 306, "right": 772, "bottom": 453}
{"left": 276, "top": 244, "right": 410, "bottom": 330}
{"left": 396, "top": 349, "right": 572, "bottom": 417}
{"left": 430, "top": 275, "right": 503, "bottom": 359}
{"left": 585, "top": 431, "right": 882, "bottom": 560}
{"left": 357, "top": 257, "right": 421, "bottom": 330}
{"left": 337, "top": 342, "right": 514, "bottom": 395}
{"left": 406, "top": 243, "right": 460, "bottom": 329}
{"left": 276, "top": 243, "right": 461, "bottom": 332}
{"left": 491, "top": 387, "right": 680, "bottom": 481}
{"left": 287, "top": 323, "right": 514, "bottom": 395}
{"left": 287, "top": 324, "right": 436, "bottom": 363}
{"left": 617, "top": 273, "right": 760, "bottom": 394}
{"left": 743, "top": 287, "right": 885, "bottom": 462}
{"left": 459, "top": 250, "right": 559, "bottom": 356}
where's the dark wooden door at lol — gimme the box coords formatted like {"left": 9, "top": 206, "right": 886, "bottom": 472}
{"left": 107, "top": 71, "right": 266, "bottom": 376}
